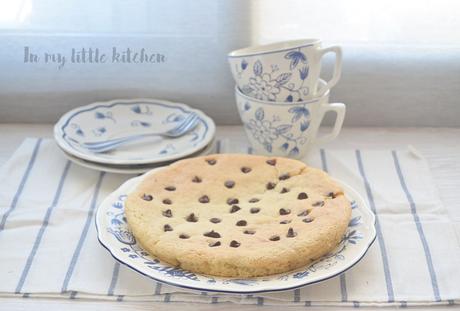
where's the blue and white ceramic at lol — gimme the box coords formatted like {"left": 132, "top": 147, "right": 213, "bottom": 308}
{"left": 95, "top": 168, "right": 376, "bottom": 294}
{"left": 54, "top": 99, "right": 216, "bottom": 165}
{"left": 60, "top": 139, "right": 216, "bottom": 174}
{"left": 228, "top": 39, "right": 342, "bottom": 102}
{"left": 235, "top": 83, "right": 345, "bottom": 159}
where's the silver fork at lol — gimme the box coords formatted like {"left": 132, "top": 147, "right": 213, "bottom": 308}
{"left": 82, "top": 112, "right": 200, "bottom": 153}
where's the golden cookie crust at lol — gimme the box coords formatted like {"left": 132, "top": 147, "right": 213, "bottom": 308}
{"left": 125, "top": 154, "right": 351, "bottom": 277}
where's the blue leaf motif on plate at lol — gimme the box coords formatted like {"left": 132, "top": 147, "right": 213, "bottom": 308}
{"left": 280, "top": 142, "right": 289, "bottom": 150}
{"left": 131, "top": 105, "right": 141, "bottom": 114}
{"left": 92, "top": 127, "right": 106, "bottom": 136}
{"left": 293, "top": 271, "right": 309, "bottom": 279}
{"left": 264, "top": 142, "right": 273, "bottom": 153}
{"left": 289, "top": 147, "right": 300, "bottom": 157}
{"left": 284, "top": 50, "right": 307, "bottom": 70}
{"left": 95, "top": 111, "right": 115, "bottom": 122}
{"left": 111, "top": 218, "right": 123, "bottom": 225}
{"left": 274, "top": 72, "right": 292, "bottom": 86}
{"left": 348, "top": 216, "right": 361, "bottom": 227}
{"left": 108, "top": 228, "right": 136, "bottom": 245}
{"left": 152, "top": 266, "right": 199, "bottom": 281}
{"left": 255, "top": 107, "right": 264, "bottom": 121}
{"left": 350, "top": 201, "right": 358, "bottom": 209}
{"left": 299, "top": 66, "right": 309, "bottom": 80}
{"left": 131, "top": 120, "right": 151, "bottom": 127}
{"left": 300, "top": 120, "right": 310, "bottom": 132}
{"left": 253, "top": 60, "right": 263, "bottom": 76}
{"left": 241, "top": 85, "right": 254, "bottom": 95}
{"left": 112, "top": 201, "right": 123, "bottom": 209}
{"left": 286, "top": 95, "right": 294, "bottom": 102}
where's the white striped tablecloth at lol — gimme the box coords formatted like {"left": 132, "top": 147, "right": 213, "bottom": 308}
{"left": 0, "top": 138, "right": 459, "bottom": 307}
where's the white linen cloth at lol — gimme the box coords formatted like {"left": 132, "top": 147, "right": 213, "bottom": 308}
{"left": 0, "top": 138, "right": 459, "bottom": 307}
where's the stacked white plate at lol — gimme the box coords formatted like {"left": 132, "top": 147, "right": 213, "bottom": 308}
{"left": 54, "top": 99, "right": 216, "bottom": 174}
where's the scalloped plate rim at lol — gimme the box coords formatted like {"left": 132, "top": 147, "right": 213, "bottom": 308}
{"left": 95, "top": 169, "right": 376, "bottom": 294}
{"left": 54, "top": 98, "right": 216, "bottom": 165}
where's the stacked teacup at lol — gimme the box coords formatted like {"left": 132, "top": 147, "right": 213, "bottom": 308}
{"left": 228, "top": 39, "right": 345, "bottom": 159}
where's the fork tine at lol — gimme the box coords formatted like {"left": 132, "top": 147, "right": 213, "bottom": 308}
{"left": 169, "top": 114, "right": 200, "bottom": 137}
{"left": 167, "top": 112, "right": 197, "bottom": 135}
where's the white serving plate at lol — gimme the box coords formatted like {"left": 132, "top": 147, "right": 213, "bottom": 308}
{"left": 59, "top": 139, "right": 216, "bottom": 174}
{"left": 54, "top": 99, "right": 216, "bottom": 165}
{"left": 95, "top": 169, "right": 376, "bottom": 294}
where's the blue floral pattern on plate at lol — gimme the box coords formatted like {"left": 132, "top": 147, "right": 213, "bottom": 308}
{"left": 54, "top": 99, "right": 216, "bottom": 165}
{"left": 95, "top": 172, "right": 377, "bottom": 294}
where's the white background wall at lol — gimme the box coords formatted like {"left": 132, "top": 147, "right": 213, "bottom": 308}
{"left": 0, "top": 0, "right": 459, "bottom": 126}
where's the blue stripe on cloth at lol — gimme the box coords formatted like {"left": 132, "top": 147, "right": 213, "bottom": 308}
{"left": 117, "top": 295, "right": 124, "bottom": 302}
{"left": 164, "top": 293, "right": 171, "bottom": 302}
{"left": 392, "top": 150, "right": 441, "bottom": 301}
{"left": 15, "top": 161, "right": 72, "bottom": 294}
{"left": 0, "top": 138, "right": 42, "bottom": 232}
{"left": 400, "top": 300, "right": 407, "bottom": 308}
{"left": 108, "top": 262, "right": 121, "bottom": 296}
{"left": 61, "top": 172, "right": 106, "bottom": 293}
{"left": 353, "top": 300, "right": 360, "bottom": 308}
{"left": 154, "top": 282, "right": 162, "bottom": 295}
{"left": 69, "top": 291, "right": 77, "bottom": 299}
{"left": 294, "top": 288, "right": 301, "bottom": 302}
{"left": 256, "top": 297, "right": 264, "bottom": 305}
{"left": 356, "top": 150, "right": 395, "bottom": 302}
{"left": 320, "top": 149, "right": 348, "bottom": 302}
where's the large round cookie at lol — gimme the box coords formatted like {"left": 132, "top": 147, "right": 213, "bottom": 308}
{"left": 125, "top": 154, "right": 351, "bottom": 277}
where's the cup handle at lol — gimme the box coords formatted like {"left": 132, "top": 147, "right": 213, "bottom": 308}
{"left": 316, "top": 46, "right": 342, "bottom": 96}
{"left": 314, "top": 103, "right": 346, "bottom": 145}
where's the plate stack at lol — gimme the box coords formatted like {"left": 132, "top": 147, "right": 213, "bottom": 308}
{"left": 54, "top": 99, "right": 216, "bottom": 174}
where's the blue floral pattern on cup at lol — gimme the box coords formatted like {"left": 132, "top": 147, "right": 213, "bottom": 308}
{"left": 235, "top": 49, "right": 310, "bottom": 102}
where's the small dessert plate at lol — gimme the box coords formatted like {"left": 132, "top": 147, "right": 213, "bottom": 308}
{"left": 95, "top": 169, "right": 376, "bottom": 294}
{"left": 54, "top": 99, "right": 215, "bottom": 165}
{"left": 59, "top": 139, "right": 216, "bottom": 174}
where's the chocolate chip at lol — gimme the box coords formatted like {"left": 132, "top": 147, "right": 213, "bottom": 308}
{"left": 204, "top": 230, "right": 221, "bottom": 238}
{"left": 243, "top": 230, "right": 255, "bottom": 235}
{"left": 269, "top": 235, "right": 280, "bottom": 241}
{"left": 312, "top": 201, "right": 325, "bottom": 207}
{"left": 328, "top": 192, "right": 336, "bottom": 199}
{"left": 266, "top": 182, "right": 276, "bottom": 190}
{"left": 279, "top": 173, "right": 290, "bottom": 180}
{"left": 230, "top": 240, "right": 240, "bottom": 247}
{"left": 230, "top": 205, "right": 241, "bottom": 213}
{"left": 142, "top": 194, "right": 153, "bottom": 201}
{"left": 280, "top": 187, "right": 290, "bottom": 194}
{"left": 297, "top": 210, "right": 309, "bottom": 216}
{"left": 162, "top": 199, "right": 172, "bottom": 205}
{"left": 164, "top": 224, "right": 173, "bottom": 232}
{"left": 186, "top": 213, "right": 198, "bottom": 222}
{"left": 250, "top": 207, "right": 260, "bottom": 214}
{"left": 303, "top": 218, "right": 313, "bottom": 223}
{"left": 227, "top": 198, "right": 239, "bottom": 205}
{"left": 162, "top": 209, "right": 172, "bottom": 217}
{"left": 206, "top": 159, "right": 216, "bottom": 165}
{"left": 225, "top": 180, "right": 235, "bottom": 188}
{"left": 179, "top": 234, "right": 189, "bottom": 239}
{"left": 241, "top": 167, "right": 251, "bottom": 173}
{"left": 287, "top": 227, "right": 297, "bottom": 238}
{"left": 199, "top": 195, "right": 210, "bottom": 203}
{"left": 209, "top": 241, "right": 221, "bottom": 247}
{"left": 192, "top": 176, "right": 202, "bottom": 183}
{"left": 249, "top": 198, "right": 260, "bottom": 203}
{"left": 164, "top": 186, "right": 176, "bottom": 191}
{"left": 297, "top": 192, "right": 308, "bottom": 200}
{"left": 266, "top": 159, "right": 277, "bottom": 166}
{"left": 279, "top": 208, "right": 291, "bottom": 215}
{"left": 236, "top": 220, "right": 247, "bottom": 226}
{"left": 210, "top": 218, "right": 221, "bottom": 223}
{"left": 280, "top": 220, "right": 292, "bottom": 224}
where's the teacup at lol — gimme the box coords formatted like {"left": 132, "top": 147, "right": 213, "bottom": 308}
{"left": 235, "top": 81, "right": 345, "bottom": 159}
{"left": 228, "top": 39, "right": 342, "bottom": 102}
